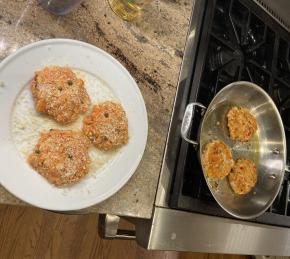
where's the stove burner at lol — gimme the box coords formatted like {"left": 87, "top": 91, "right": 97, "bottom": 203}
{"left": 169, "top": 0, "right": 290, "bottom": 227}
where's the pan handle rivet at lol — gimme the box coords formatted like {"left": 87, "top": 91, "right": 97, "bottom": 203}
{"left": 272, "top": 148, "right": 280, "bottom": 155}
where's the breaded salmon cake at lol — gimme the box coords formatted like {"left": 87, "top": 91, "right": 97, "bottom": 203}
{"left": 202, "top": 140, "right": 234, "bottom": 179}
{"left": 28, "top": 130, "right": 91, "bottom": 186}
{"left": 31, "top": 66, "right": 91, "bottom": 124}
{"left": 83, "top": 101, "right": 128, "bottom": 151}
{"left": 227, "top": 107, "right": 257, "bottom": 141}
{"left": 229, "top": 158, "right": 257, "bottom": 195}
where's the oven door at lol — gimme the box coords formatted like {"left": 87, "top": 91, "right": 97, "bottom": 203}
{"left": 135, "top": 207, "right": 290, "bottom": 256}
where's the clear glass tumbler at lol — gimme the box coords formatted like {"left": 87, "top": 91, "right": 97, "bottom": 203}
{"left": 107, "top": 0, "right": 153, "bottom": 21}
{"left": 39, "top": 0, "right": 84, "bottom": 15}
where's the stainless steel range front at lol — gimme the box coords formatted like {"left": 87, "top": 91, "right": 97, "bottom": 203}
{"left": 135, "top": 0, "right": 290, "bottom": 255}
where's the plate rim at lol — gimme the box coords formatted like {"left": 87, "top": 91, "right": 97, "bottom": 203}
{"left": 0, "top": 38, "right": 148, "bottom": 211}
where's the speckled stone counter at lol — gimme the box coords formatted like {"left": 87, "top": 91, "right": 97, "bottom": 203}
{"left": 0, "top": 0, "right": 192, "bottom": 219}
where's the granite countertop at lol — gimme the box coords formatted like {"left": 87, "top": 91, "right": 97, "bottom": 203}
{"left": 0, "top": 0, "right": 192, "bottom": 219}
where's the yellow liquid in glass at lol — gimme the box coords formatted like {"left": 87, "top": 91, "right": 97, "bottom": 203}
{"left": 108, "top": 0, "right": 142, "bottom": 21}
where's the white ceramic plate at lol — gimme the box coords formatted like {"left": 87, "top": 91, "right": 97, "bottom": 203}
{"left": 0, "top": 39, "right": 148, "bottom": 211}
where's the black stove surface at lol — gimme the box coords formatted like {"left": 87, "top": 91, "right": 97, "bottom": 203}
{"left": 169, "top": 0, "right": 290, "bottom": 227}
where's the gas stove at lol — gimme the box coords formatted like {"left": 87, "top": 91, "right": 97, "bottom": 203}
{"left": 169, "top": 0, "right": 290, "bottom": 227}
{"left": 136, "top": 0, "right": 290, "bottom": 255}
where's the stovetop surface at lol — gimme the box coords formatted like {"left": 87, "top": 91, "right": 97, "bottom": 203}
{"left": 169, "top": 0, "right": 290, "bottom": 227}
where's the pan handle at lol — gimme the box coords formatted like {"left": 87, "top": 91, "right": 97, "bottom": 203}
{"left": 181, "top": 102, "right": 206, "bottom": 147}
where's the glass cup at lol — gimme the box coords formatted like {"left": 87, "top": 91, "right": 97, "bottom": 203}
{"left": 39, "top": 0, "right": 84, "bottom": 15}
{"left": 107, "top": 0, "right": 153, "bottom": 21}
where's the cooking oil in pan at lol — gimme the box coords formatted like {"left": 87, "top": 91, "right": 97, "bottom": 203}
{"left": 232, "top": 133, "right": 260, "bottom": 165}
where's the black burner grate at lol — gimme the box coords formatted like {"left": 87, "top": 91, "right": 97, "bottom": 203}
{"left": 169, "top": 0, "right": 290, "bottom": 227}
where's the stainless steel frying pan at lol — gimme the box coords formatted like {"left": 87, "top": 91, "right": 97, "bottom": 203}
{"left": 181, "top": 81, "right": 286, "bottom": 219}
